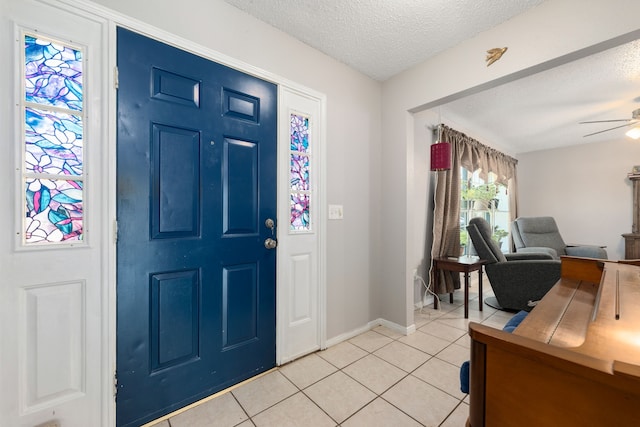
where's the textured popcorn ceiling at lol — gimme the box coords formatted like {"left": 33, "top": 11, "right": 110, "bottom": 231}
{"left": 223, "top": 0, "right": 545, "bottom": 81}
{"left": 224, "top": 0, "right": 640, "bottom": 153}
{"left": 439, "top": 38, "right": 640, "bottom": 153}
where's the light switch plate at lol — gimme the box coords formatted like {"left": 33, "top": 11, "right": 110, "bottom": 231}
{"left": 328, "top": 204, "right": 344, "bottom": 220}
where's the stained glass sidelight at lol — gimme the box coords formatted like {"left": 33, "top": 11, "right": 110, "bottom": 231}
{"left": 290, "top": 114, "right": 309, "bottom": 153}
{"left": 290, "top": 193, "right": 310, "bottom": 231}
{"left": 290, "top": 154, "right": 309, "bottom": 191}
{"left": 290, "top": 113, "right": 311, "bottom": 231}
{"left": 24, "top": 34, "right": 83, "bottom": 111}
{"left": 22, "top": 34, "right": 84, "bottom": 245}
{"left": 25, "top": 179, "right": 83, "bottom": 243}
{"left": 25, "top": 107, "right": 83, "bottom": 175}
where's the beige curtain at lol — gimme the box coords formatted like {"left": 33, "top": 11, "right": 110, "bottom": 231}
{"left": 430, "top": 124, "right": 518, "bottom": 295}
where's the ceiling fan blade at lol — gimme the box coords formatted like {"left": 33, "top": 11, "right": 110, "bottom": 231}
{"left": 579, "top": 119, "right": 632, "bottom": 124}
{"left": 583, "top": 121, "right": 638, "bottom": 137}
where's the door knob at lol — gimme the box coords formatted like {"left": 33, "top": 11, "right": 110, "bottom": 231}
{"left": 264, "top": 238, "right": 277, "bottom": 249}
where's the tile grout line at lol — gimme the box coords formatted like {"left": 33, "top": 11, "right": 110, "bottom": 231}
{"left": 339, "top": 328, "right": 467, "bottom": 427}
{"left": 166, "top": 294, "right": 512, "bottom": 427}
{"left": 229, "top": 389, "right": 254, "bottom": 426}
{"left": 326, "top": 332, "right": 418, "bottom": 426}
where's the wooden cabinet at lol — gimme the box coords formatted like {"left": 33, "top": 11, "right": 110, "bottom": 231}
{"left": 623, "top": 233, "right": 640, "bottom": 259}
{"left": 623, "top": 175, "right": 640, "bottom": 259}
{"left": 468, "top": 258, "right": 640, "bottom": 426}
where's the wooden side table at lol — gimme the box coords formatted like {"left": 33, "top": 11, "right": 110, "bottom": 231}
{"left": 433, "top": 256, "right": 486, "bottom": 319}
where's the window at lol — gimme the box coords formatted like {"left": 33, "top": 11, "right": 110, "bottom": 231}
{"left": 460, "top": 168, "right": 510, "bottom": 254}
{"left": 289, "top": 113, "right": 311, "bottom": 231}
{"left": 22, "top": 34, "right": 84, "bottom": 245}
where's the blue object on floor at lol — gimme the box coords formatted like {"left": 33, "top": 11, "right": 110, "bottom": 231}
{"left": 459, "top": 310, "right": 529, "bottom": 393}
{"left": 502, "top": 310, "right": 529, "bottom": 333}
{"left": 460, "top": 360, "right": 470, "bottom": 393}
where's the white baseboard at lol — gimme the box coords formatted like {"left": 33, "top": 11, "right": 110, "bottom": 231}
{"left": 376, "top": 317, "right": 416, "bottom": 335}
{"left": 414, "top": 294, "right": 435, "bottom": 310}
{"left": 324, "top": 317, "right": 416, "bottom": 349}
{"left": 325, "top": 323, "right": 373, "bottom": 348}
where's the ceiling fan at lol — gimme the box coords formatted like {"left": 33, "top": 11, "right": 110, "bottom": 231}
{"left": 580, "top": 108, "right": 640, "bottom": 137}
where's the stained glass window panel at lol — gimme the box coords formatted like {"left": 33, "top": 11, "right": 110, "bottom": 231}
{"left": 24, "top": 35, "right": 83, "bottom": 111}
{"left": 290, "top": 154, "right": 309, "bottom": 191}
{"left": 25, "top": 107, "right": 83, "bottom": 175}
{"left": 290, "top": 193, "right": 310, "bottom": 231}
{"left": 25, "top": 178, "right": 83, "bottom": 243}
{"left": 290, "top": 114, "right": 309, "bottom": 153}
{"left": 22, "top": 34, "right": 84, "bottom": 246}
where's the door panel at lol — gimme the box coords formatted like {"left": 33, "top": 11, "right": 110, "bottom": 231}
{"left": 224, "top": 138, "right": 258, "bottom": 234}
{"left": 0, "top": 2, "right": 106, "bottom": 426}
{"left": 152, "top": 124, "right": 200, "bottom": 238}
{"left": 150, "top": 270, "right": 200, "bottom": 371}
{"left": 277, "top": 88, "right": 324, "bottom": 364}
{"left": 116, "top": 28, "right": 276, "bottom": 427}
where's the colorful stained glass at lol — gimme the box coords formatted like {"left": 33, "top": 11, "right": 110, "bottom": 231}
{"left": 22, "top": 34, "right": 84, "bottom": 246}
{"left": 289, "top": 113, "right": 311, "bottom": 231}
{"left": 25, "top": 178, "right": 83, "bottom": 243}
{"left": 25, "top": 35, "right": 83, "bottom": 111}
{"left": 290, "top": 114, "right": 309, "bottom": 153}
{"left": 25, "top": 107, "right": 83, "bottom": 175}
{"left": 290, "top": 154, "right": 310, "bottom": 191}
{"left": 290, "top": 193, "right": 310, "bottom": 231}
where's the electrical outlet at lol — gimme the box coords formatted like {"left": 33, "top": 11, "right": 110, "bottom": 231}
{"left": 412, "top": 269, "right": 418, "bottom": 280}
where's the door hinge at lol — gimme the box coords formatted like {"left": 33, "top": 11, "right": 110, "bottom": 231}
{"left": 113, "top": 219, "right": 118, "bottom": 244}
{"left": 114, "top": 66, "right": 119, "bottom": 90}
{"left": 113, "top": 371, "right": 118, "bottom": 399}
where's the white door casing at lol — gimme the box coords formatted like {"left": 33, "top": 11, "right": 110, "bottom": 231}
{"left": 0, "top": 1, "right": 108, "bottom": 426}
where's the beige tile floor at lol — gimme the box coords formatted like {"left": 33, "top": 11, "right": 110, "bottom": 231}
{"left": 151, "top": 280, "right": 514, "bottom": 427}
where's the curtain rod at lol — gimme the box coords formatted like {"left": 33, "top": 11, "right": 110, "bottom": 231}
{"left": 440, "top": 124, "right": 518, "bottom": 165}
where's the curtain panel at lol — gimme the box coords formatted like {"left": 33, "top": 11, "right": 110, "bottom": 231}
{"left": 430, "top": 124, "right": 518, "bottom": 295}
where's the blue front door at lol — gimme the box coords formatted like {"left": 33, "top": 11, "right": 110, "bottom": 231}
{"left": 115, "top": 28, "right": 277, "bottom": 427}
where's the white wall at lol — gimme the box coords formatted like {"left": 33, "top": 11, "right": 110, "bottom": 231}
{"left": 410, "top": 110, "right": 438, "bottom": 305}
{"left": 518, "top": 138, "right": 640, "bottom": 261}
{"left": 383, "top": 0, "right": 640, "bottom": 326}
{"left": 84, "top": 0, "right": 640, "bottom": 333}
{"left": 89, "top": 0, "right": 383, "bottom": 339}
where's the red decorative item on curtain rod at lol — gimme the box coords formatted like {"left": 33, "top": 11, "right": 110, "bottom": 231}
{"left": 430, "top": 141, "right": 451, "bottom": 171}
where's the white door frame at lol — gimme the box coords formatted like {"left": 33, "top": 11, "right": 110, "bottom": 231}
{"left": 12, "top": 0, "right": 328, "bottom": 425}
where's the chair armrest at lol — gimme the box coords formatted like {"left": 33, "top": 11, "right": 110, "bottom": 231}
{"left": 514, "top": 247, "right": 558, "bottom": 259}
{"left": 566, "top": 243, "right": 606, "bottom": 248}
{"left": 489, "top": 260, "right": 561, "bottom": 283}
{"left": 565, "top": 245, "right": 608, "bottom": 259}
{"left": 506, "top": 252, "right": 555, "bottom": 261}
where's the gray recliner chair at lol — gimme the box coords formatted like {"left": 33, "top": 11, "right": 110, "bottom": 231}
{"left": 467, "top": 217, "right": 561, "bottom": 312}
{"left": 512, "top": 216, "right": 607, "bottom": 260}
